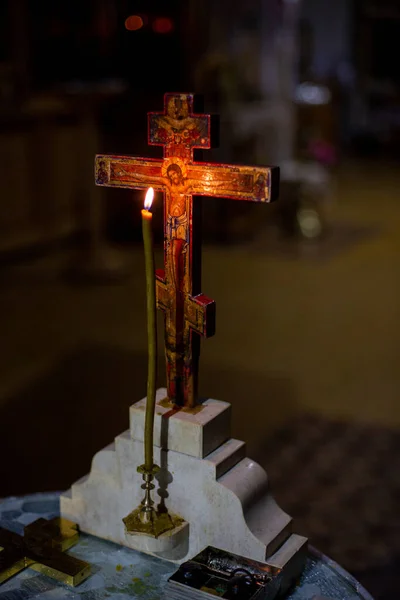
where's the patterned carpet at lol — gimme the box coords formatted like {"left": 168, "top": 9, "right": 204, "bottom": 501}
{"left": 259, "top": 414, "right": 400, "bottom": 598}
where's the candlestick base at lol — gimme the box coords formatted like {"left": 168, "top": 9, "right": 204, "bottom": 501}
{"left": 123, "top": 505, "right": 183, "bottom": 539}
{"left": 123, "top": 464, "right": 183, "bottom": 538}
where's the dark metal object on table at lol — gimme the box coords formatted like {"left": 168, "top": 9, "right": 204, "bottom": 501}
{"left": 0, "top": 517, "right": 91, "bottom": 586}
{"left": 165, "top": 546, "right": 285, "bottom": 599}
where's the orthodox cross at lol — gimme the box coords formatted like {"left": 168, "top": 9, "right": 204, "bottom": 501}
{"left": 95, "top": 93, "right": 279, "bottom": 408}
{"left": 0, "top": 517, "right": 91, "bottom": 586}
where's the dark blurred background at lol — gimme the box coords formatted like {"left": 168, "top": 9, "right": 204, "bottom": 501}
{"left": 0, "top": 0, "right": 399, "bottom": 598}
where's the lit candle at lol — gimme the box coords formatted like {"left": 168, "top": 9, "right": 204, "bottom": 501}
{"left": 123, "top": 194, "right": 178, "bottom": 536}
{"left": 142, "top": 187, "right": 157, "bottom": 472}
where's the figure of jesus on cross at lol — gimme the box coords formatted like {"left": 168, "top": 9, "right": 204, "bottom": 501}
{"left": 95, "top": 93, "right": 279, "bottom": 408}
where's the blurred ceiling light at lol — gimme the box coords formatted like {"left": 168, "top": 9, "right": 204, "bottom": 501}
{"left": 295, "top": 82, "right": 331, "bottom": 105}
{"left": 125, "top": 15, "right": 144, "bottom": 31}
{"left": 152, "top": 17, "right": 174, "bottom": 34}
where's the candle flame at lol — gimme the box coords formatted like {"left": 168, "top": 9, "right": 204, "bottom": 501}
{"left": 144, "top": 187, "right": 154, "bottom": 210}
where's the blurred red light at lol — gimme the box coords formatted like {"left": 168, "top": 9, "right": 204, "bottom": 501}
{"left": 125, "top": 15, "right": 143, "bottom": 31}
{"left": 152, "top": 17, "right": 174, "bottom": 34}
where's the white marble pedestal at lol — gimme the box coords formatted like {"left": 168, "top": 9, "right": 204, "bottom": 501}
{"left": 61, "top": 388, "right": 307, "bottom": 575}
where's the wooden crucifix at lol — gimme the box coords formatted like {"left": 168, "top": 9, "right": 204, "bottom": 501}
{"left": 0, "top": 517, "right": 91, "bottom": 586}
{"left": 95, "top": 93, "right": 279, "bottom": 408}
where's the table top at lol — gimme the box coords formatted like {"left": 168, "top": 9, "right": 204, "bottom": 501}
{"left": 0, "top": 492, "right": 374, "bottom": 600}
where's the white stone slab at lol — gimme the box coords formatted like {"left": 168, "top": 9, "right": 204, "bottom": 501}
{"left": 130, "top": 388, "right": 231, "bottom": 458}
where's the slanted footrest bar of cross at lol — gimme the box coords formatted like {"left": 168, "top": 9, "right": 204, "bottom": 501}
{"left": 186, "top": 294, "right": 215, "bottom": 337}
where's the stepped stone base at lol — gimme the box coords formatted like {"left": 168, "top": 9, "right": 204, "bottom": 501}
{"left": 61, "top": 388, "right": 307, "bottom": 577}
